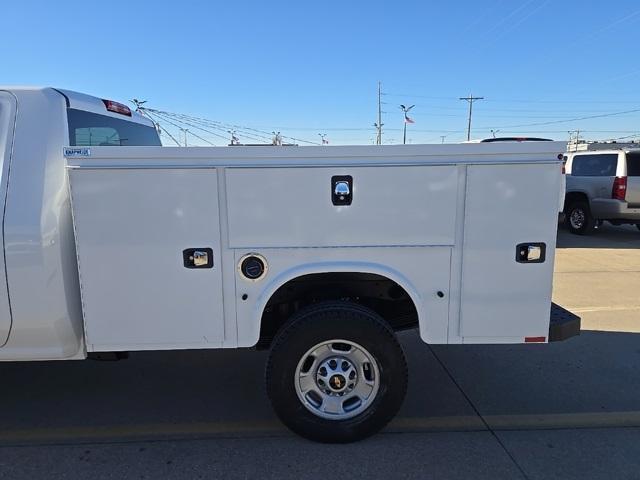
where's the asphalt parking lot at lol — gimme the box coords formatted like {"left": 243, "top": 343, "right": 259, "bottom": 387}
{"left": 0, "top": 224, "right": 639, "bottom": 480}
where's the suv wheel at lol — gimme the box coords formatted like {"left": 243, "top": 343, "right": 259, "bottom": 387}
{"left": 565, "top": 201, "right": 595, "bottom": 235}
{"left": 266, "top": 301, "right": 408, "bottom": 443}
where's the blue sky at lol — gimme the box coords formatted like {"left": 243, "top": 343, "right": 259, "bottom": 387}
{"left": 2, "top": 0, "right": 640, "bottom": 145}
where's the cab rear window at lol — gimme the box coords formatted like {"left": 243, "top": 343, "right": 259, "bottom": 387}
{"left": 571, "top": 154, "right": 618, "bottom": 176}
{"left": 626, "top": 153, "right": 640, "bottom": 176}
{"left": 67, "top": 109, "right": 161, "bottom": 146}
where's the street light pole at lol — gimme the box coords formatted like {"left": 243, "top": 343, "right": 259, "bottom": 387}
{"left": 399, "top": 104, "right": 415, "bottom": 145}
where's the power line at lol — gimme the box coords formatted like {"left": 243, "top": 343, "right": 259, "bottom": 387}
{"left": 164, "top": 111, "right": 273, "bottom": 142}
{"left": 481, "top": 107, "right": 640, "bottom": 129}
{"left": 385, "top": 91, "right": 640, "bottom": 104}
{"left": 148, "top": 110, "right": 268, "bottom": 143}
{"left": 144, "top": 108, "right": 321, "bottom": 146}
{"left": 142, "top": 110, "right": 182, "bottom": 146}
{"left": 146, "top": 110, "right": 228, "bottom": 144}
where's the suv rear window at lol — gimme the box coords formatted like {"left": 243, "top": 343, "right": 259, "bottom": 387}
{"left": 571, "top": 154, "right": 618, "bottom": 176}
{"left": 67, "top": 109, "right": 161, "bottom": 146}
{"left": 626, "top": 152, "right": 640, "bottom": 176}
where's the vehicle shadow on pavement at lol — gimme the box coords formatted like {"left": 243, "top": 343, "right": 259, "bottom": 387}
{"left": 0, "top": 328, "right": 638, "bottom": 443}
{"left": 421, "top": 329, "right": 640, "bottom": 428}
{"left": 557, "top": 223, "right": 639, "bottom": 249}
{"left": 1, "top": 329, "right": 639, "bottom": 480}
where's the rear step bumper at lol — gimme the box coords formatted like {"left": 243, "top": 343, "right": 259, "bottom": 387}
{"left": 549, "top": 303, "right": 581, "bottom": 342}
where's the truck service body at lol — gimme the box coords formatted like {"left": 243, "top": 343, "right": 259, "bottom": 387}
{"left": 0, "top": 87, "right": 579, "bottom": 442}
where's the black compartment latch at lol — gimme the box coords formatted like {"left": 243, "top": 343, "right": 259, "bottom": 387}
{"left": 183, "top": 248, "right": 214, "bottom": 268}
{"left": 516, "top": 243, "right": 546, "bottom": 263}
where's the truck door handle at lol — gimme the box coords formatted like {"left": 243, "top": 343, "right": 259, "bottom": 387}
{"left": 516, "top": 243, "right": 546, "bottom": 263}
{"left": 183, "top": 248, "right": 214, "bottom": 268}
{"left": 332, "top": 175, "right": 353, "bottom": 205}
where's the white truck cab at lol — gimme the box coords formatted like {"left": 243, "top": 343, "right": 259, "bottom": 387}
{"left": 0, "top": 87, "right": 579, "bottom": 442}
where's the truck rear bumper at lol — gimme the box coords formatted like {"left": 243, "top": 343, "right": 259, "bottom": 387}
{"left": 591, "top": 199, "right": 640, "bottom": 221}
{"left": 549, "top": 303, "right": 581, "bottom": 342}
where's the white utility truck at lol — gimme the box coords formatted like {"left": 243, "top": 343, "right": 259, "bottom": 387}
{"left": 0, "top": 87, "right": 579, "bottom": 443}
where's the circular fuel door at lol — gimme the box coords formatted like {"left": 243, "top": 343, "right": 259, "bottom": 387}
{"left": 238, "top": 253, "right": 268, "bottom": 281}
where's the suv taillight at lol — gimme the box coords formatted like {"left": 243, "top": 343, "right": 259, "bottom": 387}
{"left": 612, "top": 176, "right": 627, "bottom": 201}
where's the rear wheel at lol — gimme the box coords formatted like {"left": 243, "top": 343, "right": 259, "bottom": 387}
{"left": 565, "top": 201, "right": 595, "bottom": 235}
{"left": 266, "top": 301, "right": 407, "bottom": 443}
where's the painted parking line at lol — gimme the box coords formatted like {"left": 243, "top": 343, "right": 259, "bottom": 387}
{"left": 0, "top": 420, "right": 287, "bottom": 444}
{"left": 485, "top": 411, "right": 640, "bottom": 430}
{"left": 2, "top": 411, "right": 640, "bottom": 445}
{"left": 569, "top": 305, "right": 640, "bottom": 313}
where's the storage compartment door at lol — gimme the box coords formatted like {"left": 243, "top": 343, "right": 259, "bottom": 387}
{"left": 0, "top": 92, "right": 16, "bottom": 346}
{"left": 460, "top": 163, "right": 561, "bottom": 341}
{"left": 69, "top": 168, "right": 224, "bottom": 351}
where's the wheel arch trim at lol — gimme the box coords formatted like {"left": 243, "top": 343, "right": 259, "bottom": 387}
{"left": 249, "top": 261, "right": 423, "bottom": 345}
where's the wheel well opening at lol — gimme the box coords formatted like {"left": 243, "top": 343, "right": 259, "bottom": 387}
{"left": 564, "top": 192, "right": 589, "bottom": 211}
{"left": 258, "top": 272, "right": 418, "bottom": 349}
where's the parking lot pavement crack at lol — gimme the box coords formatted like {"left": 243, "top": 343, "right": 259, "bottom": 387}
{"left": 427, "top": 344, "right": 531, "bottom": 480}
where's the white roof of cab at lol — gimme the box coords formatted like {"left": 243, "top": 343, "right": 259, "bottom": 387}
{"left": 56, "top": 88, "right": 154, "bottom": 127}
{"left": 0, "top": 86, "right": 153, "bottom": 127}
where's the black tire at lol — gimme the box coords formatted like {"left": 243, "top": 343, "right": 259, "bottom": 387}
{"left": 565, "top": 200, "right": 595, "bottom": 235}
{"left": 636, "top": 224, "right": 640, "bottom": 231}
{"left": 266, "top": 301, "right": 407, "bottom": 443}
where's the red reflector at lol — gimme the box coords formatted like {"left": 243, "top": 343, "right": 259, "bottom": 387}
{"left": 612, "top": 176, "right": 627, "bottom": 201}
{"left": 525, "top": 336, "right": 546, "bottom": 343}
{"left": 102, "top": 99, "right": 132, "bottom": 116}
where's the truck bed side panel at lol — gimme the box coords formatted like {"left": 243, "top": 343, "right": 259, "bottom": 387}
{"left": 68, "top": 168, "right": 224, "bottom": 351}
{"left": 226, "top": 166, "right": 458, "bottom": 248}
{"left": 460, "top": 163, "right": 561, "bottom": 340}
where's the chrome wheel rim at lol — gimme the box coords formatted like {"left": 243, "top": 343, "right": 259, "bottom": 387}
{"left": 570, "top": 208, "right": 585, "bottom": 229}
{"left": 294, "top": 339, "right": 380, "bottom": 420}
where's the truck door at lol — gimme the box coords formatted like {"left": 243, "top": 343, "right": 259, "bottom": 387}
{"left": 0, "top": 92, "right": 16, "bottom": 346}
{"left": 68, "top": 167, "right": 225, "bottom": 351}
{"left": 460, "top": 163, "right": 561, "bottom": 341}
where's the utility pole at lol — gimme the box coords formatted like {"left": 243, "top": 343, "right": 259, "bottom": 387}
{"left": 491, "top": 129, "right": 500, "bottom": 138}
{"left": 568, "top": 130, "right": 581, "bottom": 151}
{"left": 318, "top": 133, "right": 328, "bottom": 145}
{"left": 374, "top": 81, "right": 383, "bottom": 145}
{"left": 459, "top": 94, "right": 484, "bottom": 141}
{"left": 440, "top": 135, "right": 446, "bottom": 144}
